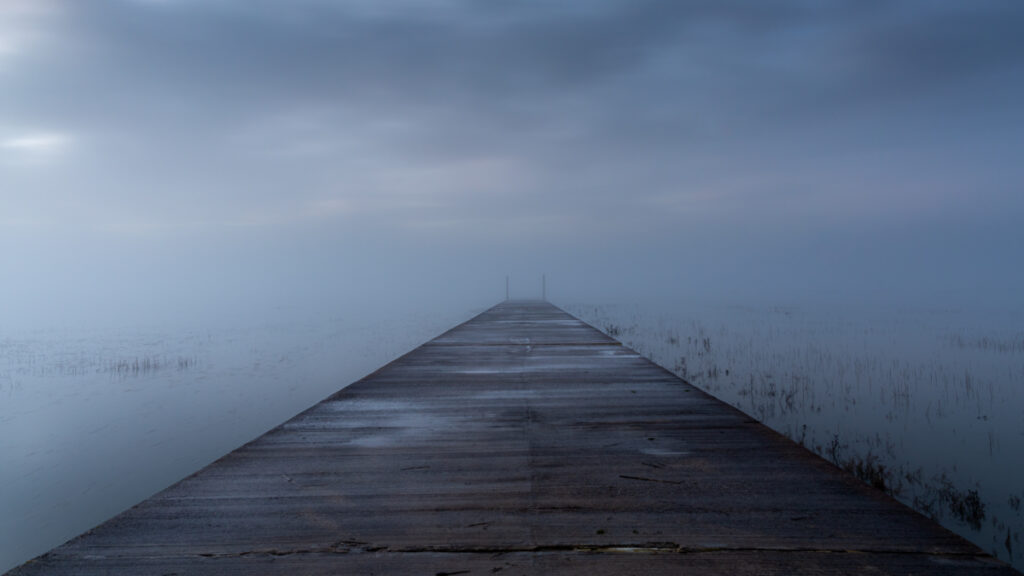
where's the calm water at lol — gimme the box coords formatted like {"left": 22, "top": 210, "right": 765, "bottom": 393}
{"left": 3, "top": 301, "right": 1023, "bottom": 572}
{"left": 0, "top": 305, "right": 482, "bottom": 573}
{"left": 564, "top": 301, "right": 1024, "bottom": 570}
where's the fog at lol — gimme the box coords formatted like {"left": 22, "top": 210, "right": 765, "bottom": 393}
{"left": 3, "top": 0, "right": 1024, "bottom": 571}
{"left": 4, "top": 0, "right": 1024, "bottom": 330}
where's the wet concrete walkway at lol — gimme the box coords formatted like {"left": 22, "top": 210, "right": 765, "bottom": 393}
{"left": 8, "top": 301, "right": 1017, "bottom": 574}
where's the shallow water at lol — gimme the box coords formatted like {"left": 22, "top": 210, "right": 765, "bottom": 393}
{"left": 0, "top": 305, "right": 481, "bottom": 573}
{"left": 3, "top": 300, "right": 1022, "bottom": 572}
{"left": 563, "top": 301, "right": 1024, "bottom": 569}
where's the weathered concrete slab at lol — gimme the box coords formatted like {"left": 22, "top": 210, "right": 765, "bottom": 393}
{"left": 7, "top": 301, "right": 1017, "bottom": 574}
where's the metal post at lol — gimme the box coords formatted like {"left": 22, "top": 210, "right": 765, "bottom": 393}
{"left": 542, "top": 274, "right": 546, "bottom": 301}
{"left": 506, "top": 276, "right": 510, "bottom": 301}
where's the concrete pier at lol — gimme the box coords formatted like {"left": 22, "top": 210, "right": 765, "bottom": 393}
{"left": 8, "top": 301, "right": 1016, "bottom": 574}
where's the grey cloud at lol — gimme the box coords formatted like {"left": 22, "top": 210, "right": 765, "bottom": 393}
{"left": 18, "top": 1, "right": 1023, "bottom": 123}
{"left": 851, "top": 2, "right": 1024, "bottom": 92}
{"left": 56, "top": 1, "right": 804, "bottom": 115}
{"left": 3, "top": 0, "right": 1024, "bottom": 324}
{"left": 24, "top": 0, "right": 1018, "bottom": 160}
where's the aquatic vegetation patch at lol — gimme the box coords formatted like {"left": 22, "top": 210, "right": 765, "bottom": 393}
{"left": 565, "top": 301, "right": 1024, "bottom": 569}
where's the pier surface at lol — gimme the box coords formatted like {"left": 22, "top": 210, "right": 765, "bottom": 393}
{"left": 9, "top": 301, "right": 1016, "bottom": 574}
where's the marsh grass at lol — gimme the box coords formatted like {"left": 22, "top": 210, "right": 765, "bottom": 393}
{"left": 1, "top": 335, "right": 200, "bottom": 380}
{"left": 104, "top": 355, "right": 198, "bottom": 376}
{"left": 567, "top": 302, "right": 1024, "bottom": 569}
{"left": 849, "top": 453, "right": 895, "bottom": 493}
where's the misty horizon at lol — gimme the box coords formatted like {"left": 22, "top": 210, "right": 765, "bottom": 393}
{"left": 4, "top": 1, "right": 1024, "bottom": 330}
{"left": 3, "top": 2, "right": 1024, "bottom": 571}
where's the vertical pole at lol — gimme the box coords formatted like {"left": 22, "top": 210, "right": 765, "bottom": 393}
{"left": 506, "top": 276, "right": 510, "bottom": 301}
{"left": 542, "top": 274, "right": 546, "bottom": 301}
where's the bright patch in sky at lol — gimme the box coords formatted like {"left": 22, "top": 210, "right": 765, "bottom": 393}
{"left": 2, "top": 132, "right": 70, "bottom": 153}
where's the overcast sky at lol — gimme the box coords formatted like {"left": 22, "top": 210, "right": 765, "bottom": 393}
{"left": 3, "top": 0, "right": 1023, "bottom": 327}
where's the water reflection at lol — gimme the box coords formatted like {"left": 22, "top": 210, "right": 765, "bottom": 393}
{"left": 565, "top": 301, "right": 1024, "bottom": 569}
{"left": 0, "top": 306, "right": 478, "bottom": 573}
{"left": 3, "top": 301, "right": 1021, "bottom": 572}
